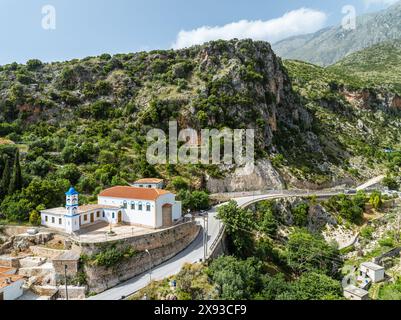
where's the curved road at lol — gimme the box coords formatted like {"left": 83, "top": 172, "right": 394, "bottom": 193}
{"left": 89, "top": 178, "right": 383, "bottom": 300}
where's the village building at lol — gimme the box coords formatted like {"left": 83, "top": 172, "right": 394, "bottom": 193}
{"left": 131, "top": 178, "right": 164, "bottom": 189}
{"left": 359, "top": 262, "right": 385, "bottom": 283}
{"left": 41, "top": 185, "right": 182, "bottom": 234}
{"left": 343, "top": 285, "right": 370, "bottom": 301}
{"left": 0, "top": 267, "right": 24, "bottom": 301}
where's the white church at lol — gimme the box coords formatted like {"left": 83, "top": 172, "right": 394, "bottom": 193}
{"left": 41, "top": 182, "right": 182, "bottom": 234}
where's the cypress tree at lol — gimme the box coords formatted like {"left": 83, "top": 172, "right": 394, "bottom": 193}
{"left": 0, "top": 158, "right": 11, "bottom": 199}
{"left": 9, "top": 149, "right": 23, "bottom": 194}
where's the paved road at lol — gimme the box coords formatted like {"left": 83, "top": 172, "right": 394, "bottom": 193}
{"left": 356, "top": 175, "right": 385, "bottom": 191}
{"left": 89, "top": 179, "right": 381, "bottom": 300}
{"left": 88, "top": 207, "right": 219, "bottom": 300}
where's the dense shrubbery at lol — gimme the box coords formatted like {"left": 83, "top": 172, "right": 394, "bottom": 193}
{"left": 324, "top": 192, "right": 366, "bottom": 224}
{"left": 285, "top": 229, "right": 341, "bottom": 277}
{"left": 205, "top": 256, "right": 343, "bottom": 300}
{"left": 178, "top": 190, "right": 210, "bottom": 212}
{"left": 84, "top": 244, "right": 137, "bottom": 268}
{"left": 212, "top": 199, "right": 344, "bottom": 300}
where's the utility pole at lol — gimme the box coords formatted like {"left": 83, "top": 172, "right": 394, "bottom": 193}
{"left": 64, "top": 265, "right": 69, "bottom": 301}
{"left": 145, "top": 249, "right": 152, "bottom": 283}
{"left": 203, "top": 212, "right": 209, "bottom": 261}
{"left": 203, "top": 214, "right": 206, "bottom": 262}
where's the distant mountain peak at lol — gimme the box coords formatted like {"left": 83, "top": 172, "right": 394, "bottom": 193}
{"left": 273, "top": 2, "right": 401, "bottom": 66}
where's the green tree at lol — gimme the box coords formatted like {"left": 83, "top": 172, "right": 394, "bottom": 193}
{"left": 207, "top": 256, "right": 263, "bottom": 300}
{"left": 0, "top": 158, "right": 11, "bottom": 200}
{"left": 286, "top": 229, "right": 341, "bottom": 276}
{"left": 8, "top": 149, "right": 23, "bottom": 194}
{"left": 369, "top": 191, "right": 383, "bottom": 210}
{"left": 256, "top": 274, "right": 291, "bottom": 300}
{"left": 178, "top": 190, "right": 210, "bottom": 212}
{"left": 0, "top": 194, "right": 32, "bottom": 222}
{"left": 383, "top": 176, "right": 399, "bottom": 191}
{"left": 29, "top": 209, "right": 42, "bottom": 226}
{"left": 26, "top": 59, "right": 43, "bottom": 71}
{"left": 282, "top": 272, "right": 343, "bottom": 300}
{"left": 217, "top": 201, "right": 255, "bottom": 258}
{"left": 22, "top": 178, "right": 70, "bottom": 209}
{"left": 171, "top": 176, "right": 188, "bottom": 191}
{"left": 292, "top": 203, "right": 309, "bottom": 227}
{"left": 259, "top": 207, "right": 277, "bottom": 237}
{"left": 57, "top": 164, "right": 81, "bottom": 185}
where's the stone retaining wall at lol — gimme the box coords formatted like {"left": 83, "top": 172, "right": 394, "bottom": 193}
{"left": 374, "top": 247, "right": 401, "bottom": 265}
{"left": 30, "top": 246, "right": 68, "bottom": 259}
{"left": 33, "top": 285, "right": 86, "bottom": 300}
{"left": 82, "top": 222, "right": 200, "bottom": 294}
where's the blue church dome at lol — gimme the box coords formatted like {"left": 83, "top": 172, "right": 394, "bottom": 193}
{"left": 65, "top": 187, "right": 79, "bottom": 196}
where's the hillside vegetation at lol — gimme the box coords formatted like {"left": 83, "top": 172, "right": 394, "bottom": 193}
{"left": 329, "top": 40, "right": 401, "bottom": 93}
{"left": 1, "top": 39, "right": 401, "bottom": 224}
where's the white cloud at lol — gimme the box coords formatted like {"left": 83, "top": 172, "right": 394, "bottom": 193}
{"left": 172, "top": 8, "right": 327, "bottom": 49}
{"left": 363, "top": 0, "right": 399, "bottom": 7}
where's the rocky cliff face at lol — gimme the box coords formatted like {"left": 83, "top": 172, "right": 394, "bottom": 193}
{"left": 206, "top": 160, "right": 284, "bottom": 193}
{"left": 1, "top": 39, "right": 400, "bottom": 194}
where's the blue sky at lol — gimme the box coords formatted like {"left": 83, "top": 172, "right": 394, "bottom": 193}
{"left": 0, "top": 0, "right": 398, "bottom": 65}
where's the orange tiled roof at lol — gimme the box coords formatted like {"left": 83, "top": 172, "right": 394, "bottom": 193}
{"left": 0, "top": 267, "right": 24, "bottom": 290}
{"left": 0, "top": 267, "right": 15, "bottom": 275}
{"left": 0, "top": 274, "right": 24, "bottom": 289}
{"left": 99, "top": 186, "right": 170, "bottom": 201}
{"left": 134, "top": 178, "right": 164, "bottom": 184}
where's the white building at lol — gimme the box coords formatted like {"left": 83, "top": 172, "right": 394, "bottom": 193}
{"left": 343, "top": 285, "right": 370, "bottom": 301}
{"left": 0, "top": 267, "right": 24, "bottom": 301}
{"left": 41, "top": 185, "right": 182, "bottom": 234}
{"left": 360, "top": 262, "right": 385, "bottom": 283}
{"left": 131, "top": 178, "right": 164, "bottom": 189}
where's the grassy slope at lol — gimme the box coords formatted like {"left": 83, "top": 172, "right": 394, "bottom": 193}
{"left": 328, "top": 40, "right": 401, "bottom": 94}
{"left": 282, "top": 59, "right": 401, "bottom": 182}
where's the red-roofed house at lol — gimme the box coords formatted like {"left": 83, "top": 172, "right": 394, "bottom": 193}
{"left": 41, "top": 184, "right": 182, "bottom": 234}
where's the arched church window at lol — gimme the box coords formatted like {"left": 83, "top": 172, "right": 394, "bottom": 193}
{"left": 146, "top": 203, "right": 151, "bottom": 212}
{"left": 138, "top": 202, "right": 143, "bottom": 211}
{"left": 131, "top": 202, "right": 135, "bottom": 210}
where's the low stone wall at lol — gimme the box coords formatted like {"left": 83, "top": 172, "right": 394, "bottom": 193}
{"left": 0, "top": 255, "right": 20, "bottom": 268}
{"left": 58, "top": 286, "right": 86, "bottom": 300}
{"left": 30, "top": 246, "right": 68, "bottom": 259}
{"left": 0, "top": 226, "right": 31, "bottom": 237}
{"left": 81, "top": 222, "right": 200, "bottom": 294}
{"left": 32, "top": 285, "right": 86, "bottom": 300}
{"left": 32, "top": 285, "right": 58, "bottom": 297}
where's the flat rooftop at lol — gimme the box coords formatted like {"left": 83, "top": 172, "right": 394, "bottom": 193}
{"left": 344, "top": 285, "right": 369, "bottom": 297}
{"left": 361, "top": 262, "right": 384, "bottom": 271}
{"left": 42, "top": 204, "right": 120, "bottom": 216}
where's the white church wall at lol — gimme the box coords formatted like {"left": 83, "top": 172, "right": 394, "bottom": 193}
{"left": 41, "top": 213, "right": 65, "bottom": 230}
{"left": 99, "top": 196, "right": 157, "bottom": 228}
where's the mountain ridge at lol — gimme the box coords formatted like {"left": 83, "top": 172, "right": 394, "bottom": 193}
{"left": 273, "top": 1, "right": 401, "bottom": 66}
